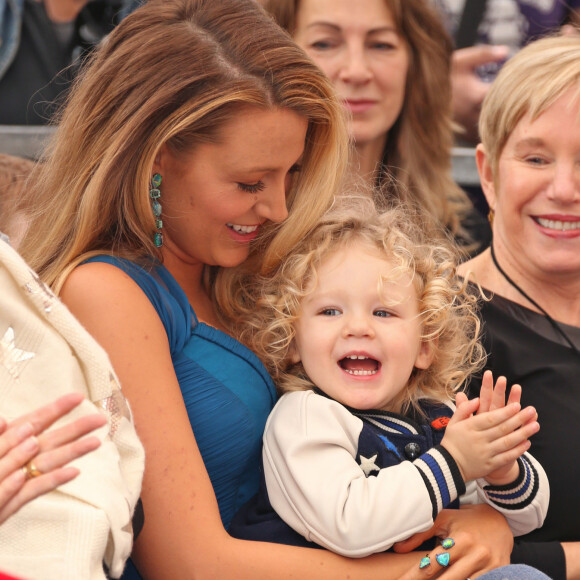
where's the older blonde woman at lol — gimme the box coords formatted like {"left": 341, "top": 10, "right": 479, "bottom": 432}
{"left": 459, "top": 35, "right": 580, "bottom": 580}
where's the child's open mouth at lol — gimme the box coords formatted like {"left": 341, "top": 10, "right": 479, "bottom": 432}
{"left": 339, "top": 355, "right": 380, "bottom": 376}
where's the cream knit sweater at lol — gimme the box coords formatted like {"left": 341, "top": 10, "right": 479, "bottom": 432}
{"left": 0, "top": 239, "right": 145, "bottom": 580}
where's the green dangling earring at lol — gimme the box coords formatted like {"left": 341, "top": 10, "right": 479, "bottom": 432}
{"left": 150, "top": 173, "right": 163, "bottom": 248}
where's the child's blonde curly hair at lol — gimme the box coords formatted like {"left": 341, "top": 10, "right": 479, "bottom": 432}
{"left": 236, "top": 194, "right": 485, "bottom": 415}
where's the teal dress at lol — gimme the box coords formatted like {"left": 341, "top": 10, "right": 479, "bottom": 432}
{"left": 86, "top": 257, "right": 277, "bottom": 579}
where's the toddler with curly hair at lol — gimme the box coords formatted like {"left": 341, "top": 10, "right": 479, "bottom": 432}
{"left": 230, "top": 195, "right": 548, "bottom": 566}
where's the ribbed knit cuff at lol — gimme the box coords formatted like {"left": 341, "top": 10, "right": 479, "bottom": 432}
{"left": 484, "top": 455, "right": 539, "bottom": 510}
{"left": 414, "top": 445, "right": 466, "bottom": 521}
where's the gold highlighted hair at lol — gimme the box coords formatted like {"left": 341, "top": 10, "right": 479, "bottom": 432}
{"left": 18, "top": 0, "right": 349, "bottom": 298}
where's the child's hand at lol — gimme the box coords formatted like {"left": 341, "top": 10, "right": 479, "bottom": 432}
{"left": 476, "top": 371, "right": 537, "bottom": 485}
{"left": 441, "top": 371, "right": 539, "bottom": 485}
{"left": 478, "top": 370, "right": 521, "bottom": 414}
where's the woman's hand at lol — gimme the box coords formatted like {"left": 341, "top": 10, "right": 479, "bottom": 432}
{"left": 0, "top": 392, "right": 107, "bottom": 524}
{"left": 450, "top": 45, "right": 510, "bottom": 144}
{"left": 394, "top": 504, "right": 513, "bottom": 579}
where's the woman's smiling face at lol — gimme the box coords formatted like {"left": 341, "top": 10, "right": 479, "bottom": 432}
{"left": 154, "top": 106, "right": 307, "bottom": 270}
{"left": 483, "top": 87, "right": 580, "bottom": 280}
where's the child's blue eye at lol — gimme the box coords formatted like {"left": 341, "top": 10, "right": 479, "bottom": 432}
{"left": 320, "top": 308, "right": 341, "bottom": 316}
{"left": 374, "top": 310, "right": 391, "bottom": 318}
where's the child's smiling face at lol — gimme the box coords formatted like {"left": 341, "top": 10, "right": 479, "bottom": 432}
{"left": 291, "top": 240, "right": 433, "bottom": 412}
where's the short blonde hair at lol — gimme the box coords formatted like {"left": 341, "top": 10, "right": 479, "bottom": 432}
{"left": 480, "top": 34, "right": 580, "bottom": 173}
{"left": 18, "top": 0, "right": 348, "bottom": 296}
{"left": 236, "top": 194, "right": 485, "bottom": 415}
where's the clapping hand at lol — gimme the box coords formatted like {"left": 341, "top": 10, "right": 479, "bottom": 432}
{"left": 441, "top": 371, "right": 539, "bottom": 485}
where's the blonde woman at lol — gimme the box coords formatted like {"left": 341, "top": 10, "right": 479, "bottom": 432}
{"left": 263, "top": 0, "right": 489, "bottom": 252}
{"left": 19, "top": 0, "right": 521, "bottom": 578}
{"left": 459, "top": 35, "right": 580, "bottom": 579}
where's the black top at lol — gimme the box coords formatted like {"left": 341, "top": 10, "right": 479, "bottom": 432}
{"left": 0, "top": 0, "right": 129, "bottom": 125}
{"left": 467, "top": 291, "right": 580, "bottom": 580}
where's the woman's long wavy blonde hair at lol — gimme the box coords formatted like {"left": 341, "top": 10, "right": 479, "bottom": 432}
{"left": 18, "top": 0, "right": 349, "bottom": 303}
{"left": 235, "top": 194, "right": 485, "bottom": 415}
{"left": 262, "top": 0, "right": 472, "bottom": 243}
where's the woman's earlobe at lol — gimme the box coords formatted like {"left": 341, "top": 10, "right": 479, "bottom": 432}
{"left": 153, "top": 144, "right": 168, "bottom": 174}
{"left": 475, "top": 144, "right": 497, "bottom": 210}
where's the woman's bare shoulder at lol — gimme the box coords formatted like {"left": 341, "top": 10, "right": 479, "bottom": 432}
{"left": 62, "top": 260, "right": 139, "bottom": 294}
{"left": 60, "top": 260, "right": 169, "bottom": 357}
{"left": 61, "top": 260, "right": 154, "bottom": 316}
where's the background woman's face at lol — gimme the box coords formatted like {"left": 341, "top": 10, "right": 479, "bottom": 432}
{"left": 293, "top": 0, "right": 409, "bottom": 150}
